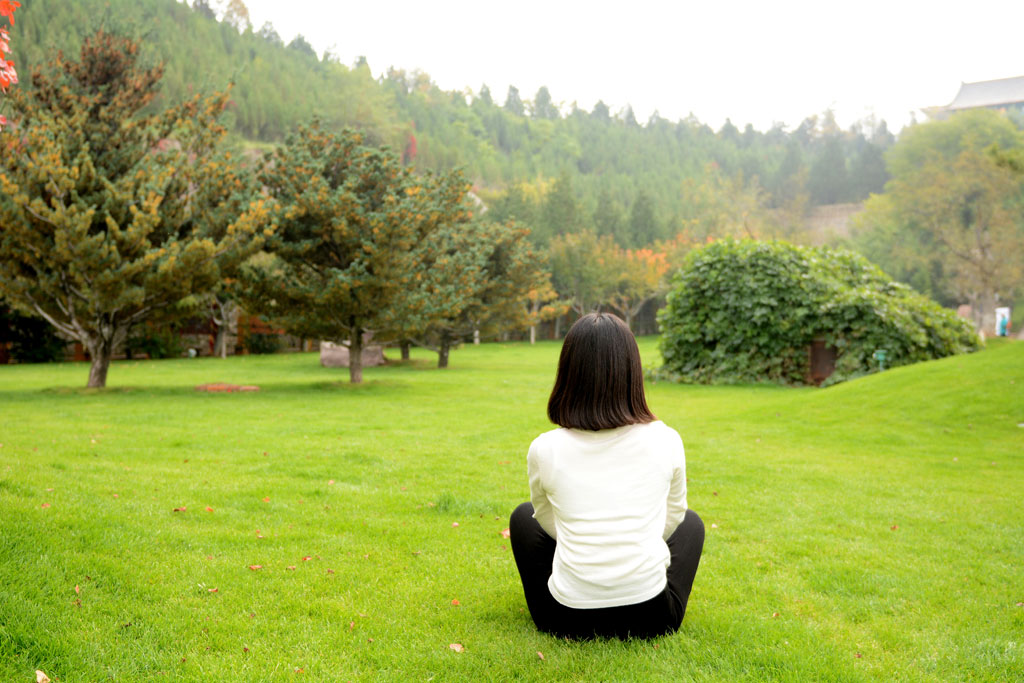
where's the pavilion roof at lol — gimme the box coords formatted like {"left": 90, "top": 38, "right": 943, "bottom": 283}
{"left": 945, "top": 76, "right": 1024, "bottom": 111}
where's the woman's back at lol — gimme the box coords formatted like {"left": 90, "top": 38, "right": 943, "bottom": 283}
{"left": 528, "top": 421, "right": 687, "bottom": 608}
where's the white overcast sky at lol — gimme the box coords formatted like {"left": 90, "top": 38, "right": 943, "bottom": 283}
{"left": 239, "top": 0, "right": 1024, "bottom": 133}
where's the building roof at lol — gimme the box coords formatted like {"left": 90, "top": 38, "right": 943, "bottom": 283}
{"left": 945, "top": 76, "right": 1024, "bottom": 111}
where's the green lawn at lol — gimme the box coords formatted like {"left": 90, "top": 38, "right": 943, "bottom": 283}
{"left": 1, "top": 339, "right": 1022, "bottom": 682}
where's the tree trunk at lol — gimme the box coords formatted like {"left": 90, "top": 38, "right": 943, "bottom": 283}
{"left": 438, "top": 332, "right": 451, "bottom": 369}
{"left": 473, "top": 328, "right": 480, "bottom": 345}
{"left": 349, "top": 328, "right": 364, "bottom": 384}
{"left": 625, "top": 310, "right": 633, "bottom": 331}
{"left": 87, "top": 338, "right": 113, "bottom": 388}
{"left": 529, "top": 300, "right": 539, "bottom": 344}
{"left": 214, "top": 326, "right": 228, "bottom": 359}
{"left": 400, "top": 340, "right": 411, "bottom": 360}
{"left": 554, "top": 314, "right": 563, "bottom": 339}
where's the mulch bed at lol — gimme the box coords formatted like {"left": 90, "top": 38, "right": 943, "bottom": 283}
{"left": 194, "top": 383, "right": 260, "bottom": 393}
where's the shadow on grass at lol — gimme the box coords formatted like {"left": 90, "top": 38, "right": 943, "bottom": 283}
{"left": 9, "top": 378, "right": 417, "bottom": 400}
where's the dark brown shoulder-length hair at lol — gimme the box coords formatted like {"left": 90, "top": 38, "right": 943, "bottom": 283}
{"left": 547, "top": 312, "right": 657, "bottom": 431}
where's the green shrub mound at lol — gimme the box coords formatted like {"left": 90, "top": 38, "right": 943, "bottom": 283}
{"left": 657, "top": 240, "right": 981, "bottom": 385}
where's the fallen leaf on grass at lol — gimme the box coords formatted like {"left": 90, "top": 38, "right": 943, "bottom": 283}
{"left": 536, "top": 651, "right": 545, "bottom": 661}
{"left": 113, "top": 494, "right": 119, "bottom": 498}
{"left": 498, "top": 460, "right": 511, "bottom": 465}
{"left": 327, "top": 569, "right": 335, "bottom": 574}
{"left": 328, "top": 480, "right": 335, "bottom": 485}
{"left": 262, "top": 497, "right": 270, "bottom": 503}
{"left": 74, "top": 585, "right": 80, "bottom": 594}
{"left": 294, "top": 668, "right": 304, "bottom": 673}
{"left": 243, "top": 646, "right": 249, "bottom": 653}
{"left": 451, "top": 599, "right": 460, "bottom": 606}
{"left": 710, "top": 523, "right": 718, "bottom": 529}
{"left": 208, "top": 588, "right": 218, "bottom": 593}
{"left": 854, "top": 652, "right": 863, "bottom": 659}
{"left": 349, "top": 621, "right": 355, "bottom": 630}
{"left": 500, "top": 528, "right": 511, "bottom": 539}
{"left": 302, "top": 556, "right": 312, "bottom": 562}
{"left": 36, "top": 671, "right": 51, "bottom": 683}
{"left": 248, "top": 565, "right": 263, "bottom": 571}
{"left": 205, "top": 506, "right": 214, "bottom": 512}
{"left": 772, "top": 612, "right": 779, "bottom": 618}
{"left": 448, "top": 643, "right": 464, "bottom": 653}
{"left": 286, "top": 566, "right": 296, "bottom": 570}
{"left": 712, "top": 491, "right": 719, "bottom": 496}
{"left": 451, "top": 522, "right": 459, "bottom": 528}
{"left": 40, "top": 503, "right": 51, "bottom": 509}
{"left": 173, "top": 507, "right": 186, "bottom": 512}
{"left": 890, "top": 525, "right": 899, "bottom": 531}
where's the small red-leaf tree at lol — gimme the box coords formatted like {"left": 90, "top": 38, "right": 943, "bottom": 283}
{"left": 0, "top": 0, "right": 20, "bottom": 130}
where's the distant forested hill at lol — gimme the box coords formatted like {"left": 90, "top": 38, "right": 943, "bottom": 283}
{"left": 9, "top": 0, "right": 895, "bottom": 246}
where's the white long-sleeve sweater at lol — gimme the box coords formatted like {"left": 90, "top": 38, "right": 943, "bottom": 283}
{"left": 527, "top": 420, "right": 688, "bottom": 609}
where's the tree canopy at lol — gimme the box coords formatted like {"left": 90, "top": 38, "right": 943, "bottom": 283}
{"left": 853, "top": 110, "right": 1024, "bottom": 330}
{"left": 658, "top": 240, "right": 980, "bottom": 385}
{"left": 0, "top": 29, "right": 269, "bottom": 386}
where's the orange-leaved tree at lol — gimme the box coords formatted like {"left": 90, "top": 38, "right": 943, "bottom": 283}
{"left": 608, "top": 247, "right": 671, "bottom": 331}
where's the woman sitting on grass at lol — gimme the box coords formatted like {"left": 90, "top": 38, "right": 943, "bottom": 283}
{"left": 510, "top": 312, "right": 705, "bottom": 639}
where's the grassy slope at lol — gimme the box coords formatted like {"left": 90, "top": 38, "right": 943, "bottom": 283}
{"left": 0, "top": 340, "right": 1021, "bottom": 682}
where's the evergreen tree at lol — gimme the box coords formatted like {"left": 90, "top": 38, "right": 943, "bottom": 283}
{"left": 0, "top": 30, "right": 269, "bottom": 387}
{"left": 504, "top": 85, "right": 524, "bottom": 116}
{"left": 594, "top": 189, "right": 627, "bottom": 244}
{"left": 809, "top": 135, "right": 850, "bottom": 204}
{"left": 629, "top": 190, "right": 661, "bottom": 245}
{"left": 245, "top": 123, "right": 471, "bottom": 382}
{"left": 477, "top": 84, "right": 493, "bottom": 106}
{"left": 532, "top": 86, "right": 558, "bottom": 119}
{"left": 540, "top": 172, "right": 581, "bottom": 243}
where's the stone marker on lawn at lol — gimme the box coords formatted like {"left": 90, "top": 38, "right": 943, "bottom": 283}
{"left": 320, "top": 341, "right": 385, "bottom": 368}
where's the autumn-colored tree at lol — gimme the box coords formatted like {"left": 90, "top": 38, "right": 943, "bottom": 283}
{"left": 547, "top": 231, "right": 620, "bottom": 316}
{"left": 679, "top": 166, "right": 782, "bottom": 240}
{"left": 0, "top": 0, "right": 19, "bottom": 130}
{"left": 0, "top": 30, "right": 270, "bottom": 387}
{"left": 526, "top": 275, "right": 568, "bottom": 344}
{"left": 246, "top": 123, "right": 469, "bottom": 382}
{"left": 608, "top": 247, "right": 671, "bottom": 330}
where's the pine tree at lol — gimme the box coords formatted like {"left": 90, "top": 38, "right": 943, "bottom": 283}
{"left": 244, "top": 123, "right": 472, "bottom": 382}
{"left": 0, "top": 30, "right": 269, "bottom": 387}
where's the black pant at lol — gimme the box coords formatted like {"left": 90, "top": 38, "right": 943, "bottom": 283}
{"left": 509, "top": 502, "right": 705, "bottom": 640}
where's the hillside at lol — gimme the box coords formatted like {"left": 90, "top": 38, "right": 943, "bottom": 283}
{"left": 8, "top": 0, "right": 894, "bottom": 247}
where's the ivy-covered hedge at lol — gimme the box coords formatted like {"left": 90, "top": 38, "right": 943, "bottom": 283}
{"left": 656, "top": 240, "right": 981, "bottom": 385}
